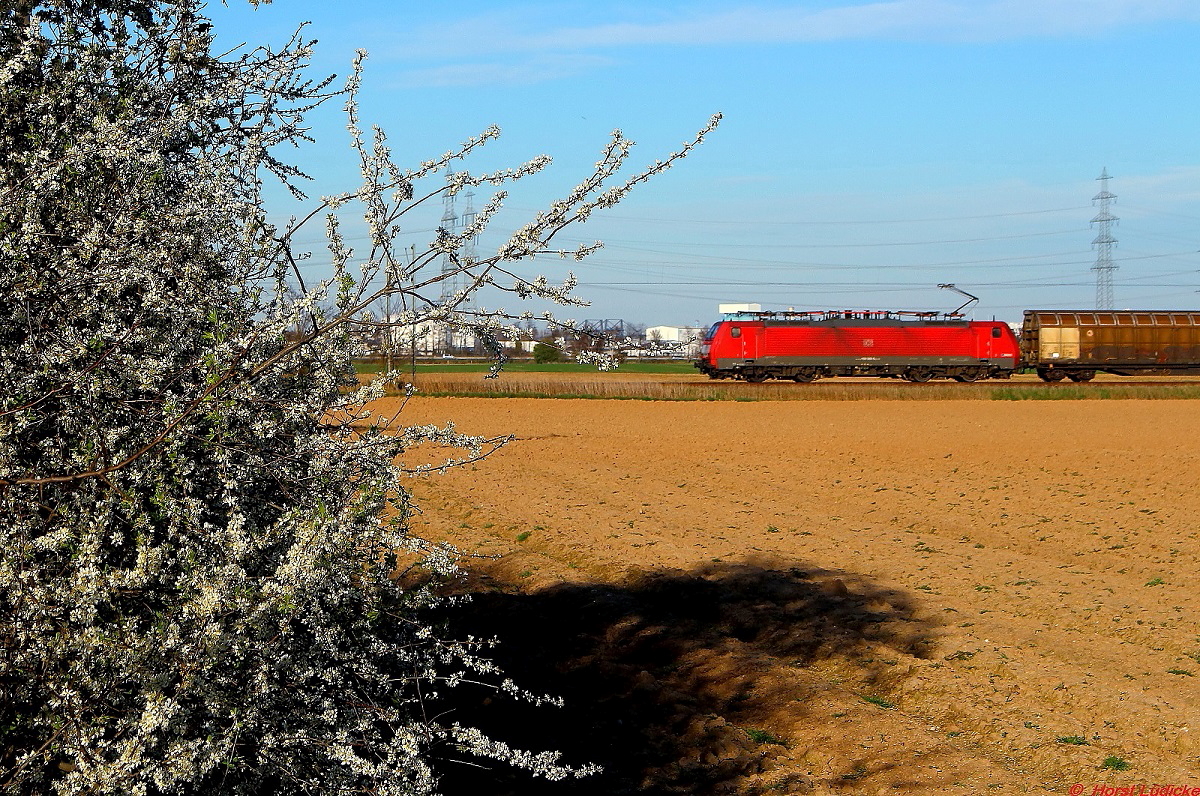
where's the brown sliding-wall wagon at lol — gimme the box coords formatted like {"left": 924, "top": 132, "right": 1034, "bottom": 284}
{"left": 1021, "top": 310, "right": 1200, "bottom": 382}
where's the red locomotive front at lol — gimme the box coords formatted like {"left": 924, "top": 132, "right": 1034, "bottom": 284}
{"left": 696, "top": 310, "right": 1019, "bottom": 383}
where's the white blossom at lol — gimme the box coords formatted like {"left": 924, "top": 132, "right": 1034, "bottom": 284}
{"left": 0, "top": 2, "right": 717, "bottom": 794}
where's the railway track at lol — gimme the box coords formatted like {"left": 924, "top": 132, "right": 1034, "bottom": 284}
{"left": 668, "top": 378, "right": 1200, "bottom": 388}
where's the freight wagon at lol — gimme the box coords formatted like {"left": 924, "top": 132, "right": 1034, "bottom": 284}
{"left": 1022, "top": 310, "right": 1200, "bottom": 381}
{"left": 695, "top": 310, "right": 1021, "bottom": 383}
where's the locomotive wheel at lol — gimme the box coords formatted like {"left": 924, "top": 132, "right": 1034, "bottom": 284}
{"left": 792, "top": 370, "right": 817, "bottom": 383}
{"left": 905, "top": 368, "right": 933, "bottom": 383}
{"left": 1067, "top": 371, "right": 1096, "bottom": 382}
{"left": 745, "top": 371, "right": 768, "bottom": 383}
{"left": 953, "top": 369, "right": 985, "bottom": 383}
{"left": 1038, "top": 369, "right": 1067, "bottom": 382}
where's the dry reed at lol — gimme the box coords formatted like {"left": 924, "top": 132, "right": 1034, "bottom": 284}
{"left": 371, "top": 372, "right": 1200, "bottom": 401}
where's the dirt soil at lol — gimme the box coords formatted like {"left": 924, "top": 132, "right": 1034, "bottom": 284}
{"left": 374, "top": 394, "right": 1200, "bottom": 795}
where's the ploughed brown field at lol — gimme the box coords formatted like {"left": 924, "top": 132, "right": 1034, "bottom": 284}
{"left": 370, "top": 377, "right": 1200, "bottom": 795}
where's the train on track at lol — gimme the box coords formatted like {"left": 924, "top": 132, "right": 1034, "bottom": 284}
{"left": 694, "top": 309, "right": 1200, "bottom": 383}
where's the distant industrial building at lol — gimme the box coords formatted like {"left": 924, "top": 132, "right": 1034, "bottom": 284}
{"left": 631, "top": 325, "right": 706, "bottom": 358}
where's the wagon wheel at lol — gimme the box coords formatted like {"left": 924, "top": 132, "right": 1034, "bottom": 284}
{"left": 906, "top": 368, "right": 933, "bottom": 383}
{"left": 1038, "top": 369, "right": 1067, "bottom": 382}
{"left": 1067, "top": 371, "right": 1095, "bottom": 382}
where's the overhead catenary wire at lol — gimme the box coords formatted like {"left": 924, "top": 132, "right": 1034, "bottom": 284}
{"left": 276, "top": 192, "right": 1200, "bottom": 317}
{"left": 503, "top": 204, "right": 1092, "bottom": 226}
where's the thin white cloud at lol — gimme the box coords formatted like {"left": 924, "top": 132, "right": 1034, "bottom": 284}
{"left": 398, "top": 0, "right": 1200, "bottom": 58}
{"left": 394, "top": 54, "right": 614, "bottom": 88}
{"left": 1116, "top": 166, "right": 1200, "bottom": 205}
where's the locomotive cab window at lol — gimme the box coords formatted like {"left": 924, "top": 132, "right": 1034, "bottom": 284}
{"left": 730, "top": 327, "right": 741, "bottom": 338}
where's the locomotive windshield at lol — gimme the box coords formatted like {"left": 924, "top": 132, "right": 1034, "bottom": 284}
{"left": 706, "top": 322, "right": 721, "bottom": 341}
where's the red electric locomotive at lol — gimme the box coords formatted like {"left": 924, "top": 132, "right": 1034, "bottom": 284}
{"left": 695, "top": 310, "right": 1021, "bottom": 383}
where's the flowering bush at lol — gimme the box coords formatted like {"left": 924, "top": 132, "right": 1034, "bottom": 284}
{"left": 0, "top": 2, "right": 716, "bottom": 794}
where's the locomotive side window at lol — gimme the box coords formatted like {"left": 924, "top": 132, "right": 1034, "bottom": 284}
{"left": 730, "top": 327, "right": 741, "bottom": 338}
{"left": 992, "top": 327, "right": 1002, "bottom": 338}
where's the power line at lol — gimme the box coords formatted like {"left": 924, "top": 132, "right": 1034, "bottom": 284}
{"left": 558, "top": 228, "right": 1086, "bottom": 251}
{"left": 579, "top": 281, "right": 1198, "bottom": 288}
{"left": 512, "top": 205, "right": 1091, "bottom": 226}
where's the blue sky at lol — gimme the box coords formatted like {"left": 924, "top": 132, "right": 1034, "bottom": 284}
{"left": 209, "top": 1, "right": 1200, "bottom": 325}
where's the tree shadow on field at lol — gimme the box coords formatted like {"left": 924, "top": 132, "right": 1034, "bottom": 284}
{"left": 429, "top": 558, "right": 939, "bottom": 795}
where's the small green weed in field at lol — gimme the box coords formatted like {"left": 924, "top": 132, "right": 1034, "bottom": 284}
{"left": 1101, "top": 756, "right": 1132, "bottom": 771}
{"left": 744, "top": 728, "right": 787, "bottom": 746}
{"left": 1145, "top": 577, "right": 1165, "bottom": 587}
{"left": 1167, "top": 669, "right": 1194, "bottom": 676}
{"left": 860, "top": 695, "right": 895, "bottom": 709}
{"left": 515, "top": 531, "right": 531, "bottom": 542}
{"left": 1057, "top": 736, "right": 1088, "bottom": 745}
